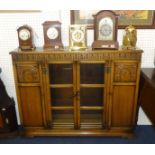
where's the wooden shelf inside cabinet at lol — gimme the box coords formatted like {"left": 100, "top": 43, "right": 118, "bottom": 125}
{"left": 80, "top": 84, "right": 105, "bottom": 88}
{"left": 80, "top": 106, "right": 103, "bottom": 110}
{"left": 80, "top": 113, "right": 103, "bottom": 129}
{"left": 52, "top": 106, "right": 74, "bottom": 110}
{"left": 52, "top": 114, "right": 74, "bottom": 129}
{"left": 10, "top": 47, "right": 143, "bottom": 137}
{"left": 50, "top": 84, "right": 73, "bottom": 88}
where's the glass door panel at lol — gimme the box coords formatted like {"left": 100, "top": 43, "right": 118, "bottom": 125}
{"left": 50, "top": 88, "right": 73, "bottom": 106}
{"left": 49, "top": 64, "right": 73, "bottom": 84}
{"left": 80, "top": 110, "right": 103, "bottom": 129}
{"left": 52, "top": 110, "right": 74, "bottom": 129}
{"left": 48, "top": 63, "right": 76, "bottom": 129}
{"left": 80, "top": 64, "right": 105, "bottom": 84}
{"left": 78, "top": 63, "right": 105, "bottom": 129}
{"left": 80, "top": 88, "right": 104, "bottom": 106}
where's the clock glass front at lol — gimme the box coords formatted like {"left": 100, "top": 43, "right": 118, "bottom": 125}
{"left": 19, "top": 29, "right": 30, "bottom": 41}
{"left": 47, "top": 27, "right": 59, "bottom": 40}
{"left": 98, "top": 17, "right": 113, "bottom": 41}
{"left": 71, "top": 29, "right": 84, "bottom": 43}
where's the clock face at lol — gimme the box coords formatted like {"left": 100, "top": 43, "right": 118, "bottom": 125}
{"left": 100, "top": 24, "right": 112, "bottom": 37}
{"left": 98, "top": 17, "right": 113, "bottom": 41}
{"left": 19, "top": 29, "right": 30, "bottom": 41}
{"left": 72, "top": 29, "right": 84, "bottom": 42}
{"left": 47, "top": 27, "right": 59, "bottom": 40}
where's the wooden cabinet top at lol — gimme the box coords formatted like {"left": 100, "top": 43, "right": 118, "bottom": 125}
{"left": 10, "top": 47, "right": 143, "bottom": 61}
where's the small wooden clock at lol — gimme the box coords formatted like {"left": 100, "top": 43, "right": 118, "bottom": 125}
{"left": 42, "top": 21, "right": 63, "bottom": 49}
{"left": 17, "top": 25, "right": 35, "bottom": 51}
{"left": 92, "top": 10, "right": 119, "bottom": 50}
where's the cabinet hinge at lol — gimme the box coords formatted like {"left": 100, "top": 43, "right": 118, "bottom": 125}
{"left": 106, "top": 66, "right": 111, "bottom": 74}
{"left": 42, "top": 67, "right": 48, "bottom": 74}
{"left": 45, "top": 121, "right": 52, "bottom": 129}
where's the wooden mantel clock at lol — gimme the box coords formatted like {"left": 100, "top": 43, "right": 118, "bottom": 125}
{"left": 17, "top": 25, "right": 35, "bottom": 51}
{"left": 92, "top": 10, "right": 119, "bottom": 50}
{"left": 42, "top": 21, "right": 63, "bottom": 49}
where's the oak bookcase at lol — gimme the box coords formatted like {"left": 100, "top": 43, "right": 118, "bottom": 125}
{"left": 10, "top": 47, "right": 142, "bottom": 137}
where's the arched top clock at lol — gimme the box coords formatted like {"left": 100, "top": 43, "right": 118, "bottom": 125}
{"left": 17, "top": 25, "right": 35, "bottom": 51}
{"left": 92, "top": 10, "right": 119, "bottom": 50}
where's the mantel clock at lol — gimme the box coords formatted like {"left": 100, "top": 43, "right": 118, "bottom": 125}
{"left": 42, "top": 21, "right": 63, "bottom": 49}
{"left": 17, "top": 25, "right": 35, "bottom": 51}
{"left": 92, "top": 10, "right": 119, "bottom": 49}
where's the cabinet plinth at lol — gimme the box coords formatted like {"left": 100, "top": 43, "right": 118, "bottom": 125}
{"left": 10, "top": 47, "right": 142, "bottom": 137}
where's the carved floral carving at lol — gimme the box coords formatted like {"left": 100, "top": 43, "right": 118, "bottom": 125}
{"left": 16, "top": 64, "right": 40, "bottom": 83}
{"left": 11, "top": 49, "right": 142, "bottom": 62}
{"left": 114, "top": 63, "right": 137, "bottom": 82}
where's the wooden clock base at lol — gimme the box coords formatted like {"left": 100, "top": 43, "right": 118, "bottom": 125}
{"left": 20, "top": 46, "right": 36, "bottom": 51}
{"left": 92, "top": 40, "right": 119, "bottom": 50}
{"left": 43, "top": 43, "right": 63, "bottom": 50}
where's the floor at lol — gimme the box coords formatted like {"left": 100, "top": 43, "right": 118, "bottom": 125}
{"left": 0, "top": 125, "right": 155, "bottom": 144}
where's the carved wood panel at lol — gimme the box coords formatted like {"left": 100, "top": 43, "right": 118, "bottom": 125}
{"left": 11, "top": 50, "right": 142, "bottom": 62}
{"left": 111, "top": 85, "right": 135, "bottom": 127}
{"left": 19, "top": 86, "right": 44, "bottom": 126}
{"left": 114, "top": 63, "right": 137, "bottom": 82}
{"left": 16, "top": 64, "right": 40, "bottom": 83}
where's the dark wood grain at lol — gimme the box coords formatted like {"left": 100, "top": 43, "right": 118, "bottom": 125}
{"left": 141, "top": 68, "right": 155, "bottom": 88}
{"left": 139, "top": 68, "right": 155, "bottom": 125}
{"left": 0, "top": 114, "right": 4, "bottom": 128}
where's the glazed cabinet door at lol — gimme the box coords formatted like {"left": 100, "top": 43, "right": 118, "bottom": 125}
{"left": 110, "top": 61, "right": 140, "bottom": 128}
{"left": 14, "top": 63, "right": 45, "bottom": 127}
{"left": 45, "top": 62, "right": 77, "bottom": 129}
{"left": 77, "top": 61, "right": 108, "bottom": 129}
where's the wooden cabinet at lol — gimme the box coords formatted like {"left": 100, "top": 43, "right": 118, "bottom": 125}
{"left": 10, "top": 48, "right": 142, "bottom": 137}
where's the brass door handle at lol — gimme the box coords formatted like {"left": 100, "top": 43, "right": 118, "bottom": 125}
{"left": 76, "top": 91, "right": 80, "bottom": 97}
{"left": 72, "top": 92, "right": 77, "bottom": 98}
{"left": 72, "top": 91, "right": 80, "bottom": 98}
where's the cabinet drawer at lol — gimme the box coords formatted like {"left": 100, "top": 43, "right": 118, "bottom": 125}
{"left": 114, "top": 62, "right": 137, "bottom": 82}
{"left": 16, "top": 64, "right": 40, "bottom": 83}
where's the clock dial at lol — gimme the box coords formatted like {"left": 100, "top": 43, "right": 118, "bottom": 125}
{"left": 19, "top": 29, "right": 30, "bottom": 41}
{"left": 72, "top": 29, "right": 84, "bottom": 42}
{"left": 47, "top": 27, "right": 59, "bottom": 40}
{"left": 98, "top": 17, "right": 113, "bottom": 41}
{"left": 100, "top": 24, "right": 112, "bottom": 37}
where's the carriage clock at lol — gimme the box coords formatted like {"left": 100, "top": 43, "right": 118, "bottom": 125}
{"left": 17, "top": 25, "right": 35, "bottom": 51}
{"left": 92, "top": 10, "right": 119, "bottom": 49}
{"left": 42, "top": 21, "right": 63, "bottom": 49}
{"left": 69, "top": 25, "right": 87, "bottom": 50}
